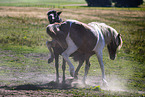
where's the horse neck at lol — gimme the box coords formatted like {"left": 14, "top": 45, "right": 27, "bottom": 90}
{"left": 102, "top": 29, "right": 117, "bottom": 45}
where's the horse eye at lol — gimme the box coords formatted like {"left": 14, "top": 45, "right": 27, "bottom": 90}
{"left": 49, "top": 14, "right": 55, "bottom": 20}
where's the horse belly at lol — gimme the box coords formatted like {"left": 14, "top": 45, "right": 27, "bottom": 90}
{"left": 70, "top": 25, "right": 98, "bottom": 53}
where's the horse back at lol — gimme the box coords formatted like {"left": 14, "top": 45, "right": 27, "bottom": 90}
{"left": 70, "top": 23, "right": 97, "bottom": 53}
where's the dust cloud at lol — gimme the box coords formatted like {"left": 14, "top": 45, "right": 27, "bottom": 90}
{"left": 102, "top": 75, "right": 128, "bottom": 92}
{"left": 1, "top": 72, "right": 128, "bottom": 92}
{"left": 71, "top": 75, "right": 128, "bottom": 92}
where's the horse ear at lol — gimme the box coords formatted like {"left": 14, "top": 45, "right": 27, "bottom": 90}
{"left": 57, "top": 11, "right": 62, "bottom": 16}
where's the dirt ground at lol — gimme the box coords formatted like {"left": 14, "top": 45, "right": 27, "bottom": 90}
{"left": 0, "top": 71, "right": 143, "bottom": 97}
{"left": 0, "top": 74, "right": 102, "bottom": 97}
{"left": 0, "top": 81, "right": 73, "bottom": 97}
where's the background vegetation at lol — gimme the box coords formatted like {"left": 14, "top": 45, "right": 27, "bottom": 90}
{"left": 85, "top": 0, "right": 112, "bottom": 7}
{"left": 85, "top": 0, "right": 143, "bottom": 7}
{"left": 0, "top": 0, "right": 86, "bottom": 7}
{"left": 112, "top": 0, "right": 143, "bottom": 7}
{"left": 0, "top": 0, "right": 145, "bottom": 96}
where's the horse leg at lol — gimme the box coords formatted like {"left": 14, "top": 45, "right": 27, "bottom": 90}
{"left": 62, "top": 58, "right": 66, "bottom": 84}
{"left": 46, "top": 41, "right": 54, "bottom": 63}
{"left": 61, "top": 35, "right": 78, "bottom": 77}
{"left": 96, "top": 51, "right": 108, "bottom": 86}
{"left": 62, "top": 49, "right": 77, "bottom": 77}
{"left": 82, "top": 58, "right": 91, "bottom": 84}
{"left": 74, "top": 60, "right": 84, "bottom": 80}
{"left": 55, "top": 55, "right": 59, "bottom": 83}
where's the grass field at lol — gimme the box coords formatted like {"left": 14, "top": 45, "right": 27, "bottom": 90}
{"left": 0, "top": 0, "right": 86, "bottom": 8}
{"left": 0, "top": 0, "right": 145, "bottom": 96}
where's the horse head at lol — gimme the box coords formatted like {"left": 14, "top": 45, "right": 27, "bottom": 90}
{"left": 46, "top": 23, "right": 69, "bottom": 49}
{"left": 107, "top": 34, "right": 122, "bottom": 60}
{"left": 47, "top": 10, "right": 62, "bottom": 24}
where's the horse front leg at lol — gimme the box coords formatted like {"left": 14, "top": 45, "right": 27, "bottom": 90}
{"left": 61, "top": 35, "right": 78, "bottom": 77}
{"left": 46, "top": 40, "right": 54, "bottom": 63}
{"left": 62, "top": 52, "right": 76, "bottom": 77}
{"left": 62, "top": 58, "right": 66, "bottom": 84}
{"left": 96, "top": 51, "right": 108, "bottom": 86}
{"left": 82, "top": 58, "right": 91, "bottom": 85}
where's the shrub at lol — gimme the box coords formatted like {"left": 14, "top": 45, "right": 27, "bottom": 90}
{"left": 113, "top": 0, "right": 143, "bottom": 7}
{"left": 85, "top": 0, "right": 112, "bottom": 7}
{"left": 85, "top": 0, "right": 143, "bottom": 7}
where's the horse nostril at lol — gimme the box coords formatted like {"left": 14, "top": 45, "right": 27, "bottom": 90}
{"left": 112, "top": 57, "right": 115, "bottom": 60}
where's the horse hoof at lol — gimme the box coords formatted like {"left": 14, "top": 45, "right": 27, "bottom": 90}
{"left": 82, "top": 81, "right": 86, "bottom": 85}
{"left": 74, "top": 76, "right": 78, "bottom": 80}
{"left": 70, "top": 72, "right": 74, "bottom": 77}
{"left": 48, "top": 58, "right": 53, "bottom": 63}
{"left": 102, "top": 79, "right": 108, "bottom": 87}
{"left": 70, "top": 71, "right": 75, "bottom": 77}
{"left": 62, "top": 80, "right": 65, "bottom": 84}
{"left": 69, "top": 67, "right": 75, "bottom": 77}
{"left": 55, "top": 79, "right": 59, "bottom": 83}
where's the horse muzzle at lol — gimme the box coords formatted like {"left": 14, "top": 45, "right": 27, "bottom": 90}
{"left": 110, "top": 54, "right": 116, "bottom": 60}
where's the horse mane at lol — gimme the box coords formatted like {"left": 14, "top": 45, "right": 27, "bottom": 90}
{"left": 117, "top": 34, "right": 123, "bottom": 50}
{"left": 88, "top": 22, "right": 123, "bottom": 50}
{"left": 103, "top": 24, "right": 123, "bottom": 50}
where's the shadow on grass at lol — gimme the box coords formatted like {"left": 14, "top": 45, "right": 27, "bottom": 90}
{"left": 0, "top": 79, "right": 74, "bottom": 90}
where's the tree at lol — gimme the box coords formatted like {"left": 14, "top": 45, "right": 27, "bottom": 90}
{"left": 113, "top": 0, "right": 143, "bottom": 7}
{"left": 85, "top": 0, "right": 143, "bottom": 7}
{"left": 85, "top": 0, "right": 112, "bottom": 7}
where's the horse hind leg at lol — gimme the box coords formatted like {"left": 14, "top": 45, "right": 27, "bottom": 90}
{"left": 82, "top": 58, "right": 91, "bottom": 85}
{"left": 55, "top": 55, "right": 59, "bottom": 83}
{"left": 74, "top": 60, "right": 84, "bottom": 80}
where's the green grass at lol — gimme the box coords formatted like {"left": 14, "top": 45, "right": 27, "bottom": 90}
{"left": 0, "top": 16, "right": 48, "bottom": 47}
{"left": 0, "top": 0, "right": 145, "bottom": 11}
{"left": 0, "top": 0, "right": 86, "bottom": 7}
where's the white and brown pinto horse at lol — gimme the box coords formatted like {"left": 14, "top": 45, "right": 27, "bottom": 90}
{"left": 46, "top": 20, "right": 122, "bottom": 85}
